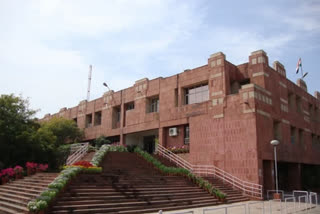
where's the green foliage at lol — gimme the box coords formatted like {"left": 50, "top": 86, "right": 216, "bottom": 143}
{"left": 27, "top": 200, "right": 48, "bottom": 212}
{"left": 126, "top": 145, "right": 137, "bottom": 153}
{"left": 134, "top": 147, "right": 189, "bottom": 176}
{"left": 91, "top": 145, "right": 127, "bottom": 166}
{"left": 81, "top": 167, "right": 102, "bottom": 173}
{"left": 0, "top": 94, "right": 82, "bottom": 169}
{"left": 39, "top": 117, "right": 83, "bottom": 147}
{"left": 88, "top": 145, "right": 96, "bottom": 152}
{"left": 0, "top": 94, "right": 38, "bottom": 167}
{"left": 94, "top": 136, "right": 111, "bottom": 148}
{"left": 134, "top": 147, "right": 227, "bottom": 200}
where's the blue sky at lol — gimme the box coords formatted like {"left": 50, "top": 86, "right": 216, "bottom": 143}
{"left": 1, "top": 0, "right": 319, "bottom": 118}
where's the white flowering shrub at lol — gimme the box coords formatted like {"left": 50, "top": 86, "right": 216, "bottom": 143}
{"left": 91, "top": 145, "right": 127, "bottom": 166}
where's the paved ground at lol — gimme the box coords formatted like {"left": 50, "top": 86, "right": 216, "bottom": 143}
{"left": 154, "top": 200, "right": 320, "bottom": 214}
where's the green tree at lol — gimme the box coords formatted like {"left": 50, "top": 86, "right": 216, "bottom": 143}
{"left": 0, "top": 94, "right": 37, "bottom": 167}
{"left": 39, "top": 117, "right": 83, "bottom": 147}
{"left": 0, "top": 94, "right": 83, "bottom": 169}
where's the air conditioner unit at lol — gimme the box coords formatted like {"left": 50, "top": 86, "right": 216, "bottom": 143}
{"left": 169, "top": 127, "right": 178, "bottom": 136}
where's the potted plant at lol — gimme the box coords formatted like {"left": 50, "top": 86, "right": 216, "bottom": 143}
{"left": 14, "top": 165, "right": 24, "bottom": 179}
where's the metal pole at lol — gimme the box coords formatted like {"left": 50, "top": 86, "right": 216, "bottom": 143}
{"left": 274, "top": 146, "right": 279, "bottom": 194}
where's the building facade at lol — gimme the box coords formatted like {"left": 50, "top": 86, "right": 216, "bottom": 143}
{"left": 43, "top": 50, "right": 320, "bottom": 192}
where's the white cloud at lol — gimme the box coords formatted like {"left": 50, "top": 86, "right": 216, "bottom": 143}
{"left": 0, "top": 0, "right": 319, "bottom": 118}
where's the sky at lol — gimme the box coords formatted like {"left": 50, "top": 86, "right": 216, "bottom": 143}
{"left": 1, "top": 0, "right": 320, "bottom": 118}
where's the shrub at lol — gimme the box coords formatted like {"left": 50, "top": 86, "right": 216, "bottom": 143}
{"left": 72, "top": 161, "right": 93, "bottom": 168}
{"left": 27, "top": 200, "right": 48, "bottom": 212}
{"left": 126, "top": 145, "right": 137, "bottom": 153}
{"left": 90, "top": 144, "right": 127, "bottom": 166}
{"left": 134, "top": 147, "right": 227, "bottom": 200}
{"left": 94, "top": 136, "right": 111, "bottom": 148}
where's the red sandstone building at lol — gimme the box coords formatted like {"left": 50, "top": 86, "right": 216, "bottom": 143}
{"left": 43, "top": 50, "right": 320, "bottom": 192}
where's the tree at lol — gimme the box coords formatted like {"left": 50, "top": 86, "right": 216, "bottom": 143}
{"left": 0, "top": 94, "right": 37, "bottom": 168}
{"left": 39, "top": 117, "right": 83, "bottom": 147}
{"left": 0, "top": 94, "right": 83, "bottom": 169}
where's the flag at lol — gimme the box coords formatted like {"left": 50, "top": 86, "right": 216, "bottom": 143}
{"left": 296, "top": 58, "right": 302, "bottom": 74}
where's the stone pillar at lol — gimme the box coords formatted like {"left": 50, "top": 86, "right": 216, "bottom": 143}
{"left": 208, "top": 52, "right": 227, "bottom": 119}
{"left": 314, "top": 91, "right": 320, "bottom": 100}
{"left": 273, "top": 61, "right": 286, "bottom": 77}
{"left": 249, "top": 50, "right": 269, "bottom": 88}
{"left": 158, "top": 127, "right": 165, "bottom": 147}
{"left": 297, "top": 78, "right": 307, "bottom": 92}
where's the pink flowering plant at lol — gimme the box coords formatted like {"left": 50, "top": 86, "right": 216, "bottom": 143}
{"left": 168, "top": 145, "right": 189, "bottom": 154}
{"left": 38, "top": 164, "right": 48, "bottom": 172}
{"left": 26, "top": 162, "right": 38, "bottom": 169}
{"left": 14, "top": 165, "right": 23, "bottom": 173}
{"left": 1, "top": 168, "right": 15, "bottom": 178}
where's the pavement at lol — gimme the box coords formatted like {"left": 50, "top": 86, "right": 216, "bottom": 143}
{"left": 154, "top": 200, "right": 320, "bottom": 214}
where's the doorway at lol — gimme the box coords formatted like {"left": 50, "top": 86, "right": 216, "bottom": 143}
{"left": 143, "top": 135, "right": 155, "bottom": 154}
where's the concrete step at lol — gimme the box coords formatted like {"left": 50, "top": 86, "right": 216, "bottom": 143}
{"left": 0, "top": 200, "right": 29, "bottom": 213}
{"left": 0, "top": 187, "right": 39, "bottom": 198}
{"left": 52, "top": 198, "right": 219, "bottom": 213}
{"left": 0, "top": 195, "right": 28, "bottom": 207}
{"left": 55, "top": 195, "right": 218, "bottom": 207}
{"left": 0, "top": 191, "right": 31, "bottom": 201}
{"left": 59, "top": 191, "right": 213, "bottom": 202}
{"left": 1, "top": 185, "right": 44, "bottom": 194}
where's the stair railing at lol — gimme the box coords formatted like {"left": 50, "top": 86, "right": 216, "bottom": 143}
{"left": 157, "top": 144, "right": 263, "bottom": 199}
{"left": 66, "top": 142, "right": 89, "bottom": 165}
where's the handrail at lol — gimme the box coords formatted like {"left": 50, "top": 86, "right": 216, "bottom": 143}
{"left": 66, "top": 143, "right": 89, "bottom": 165}
{"left": 70, "top": 142, "right": 89, "bottom": 154}
{"left": 157, "top": 144, "right": 263, "bottom": 199}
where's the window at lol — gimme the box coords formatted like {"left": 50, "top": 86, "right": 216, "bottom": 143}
{"left": 296, "top": 96, "right": 302, "bottom": 113}
{"left": 148, "top": 97, "right": 159, "bottom": 113}
{"left": 315, "top": 107, "right": 319, "bottom": 122}
{"left": 184, "top": 84, "right": 209, "bottom": 105}
{"left": 312, "top": 134, "right": 317, "bottom": 146}
{"left": 174, "top": 88, "right": 178, "bottom": 107}
{"left": 73, "top": 118, "right": 77, "bottom": 125}
{"left": 273, "top": 121, "right": 281, "bottom": 140}
{"left": 288, "top": 92, "right": 294, "bottom": 110}
{"left": 290, "top": 126, "right": 296, "bottom": 144}
{"left": 184, "top": 125, "right": 190, "bottom": 144}
{"left": 126, "top": 102, "right": 134, "bottom": 111}
{"left": 85, "top": 114, "right": 92, "bottom": 128}
{"left": 115, "top": 107, "right": 121, "bottom": 122}
{"left": 112, "top": 106, "right": 121, "bottom": 129}
{"left": 309, "top": 103, "right": 314, "bottom": 118}
{"left": 299, "top": 129, "right": 304, "bottom": 145}
{"left": 94, "top": 111, "right": 102, "bottom": 126}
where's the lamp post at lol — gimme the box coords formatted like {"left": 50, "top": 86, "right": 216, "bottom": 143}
{"left": 103, "top": 82, "right": 111, "bottom": 91}
{"left": 270, "top": 139, "right": 280, "bottom": 197}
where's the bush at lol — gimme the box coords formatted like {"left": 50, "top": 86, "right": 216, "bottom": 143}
{"left": 27, "top": 200, "right": 48, "bottom": 212}
{"left": 134, "top": 147, "right": 227, "bottom": 200}
{"left": 127, "top": 145, "right": 137, "bottom": 153}
{"left": 91, "top": 144, "right": 127, "bottom": 166}
{"left": 94, "top": 136, "right": 111, "bottom": 149}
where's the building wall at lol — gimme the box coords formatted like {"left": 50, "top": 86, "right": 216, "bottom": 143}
{"left": 42, "top": 50, "right": 320, "bottom": 186}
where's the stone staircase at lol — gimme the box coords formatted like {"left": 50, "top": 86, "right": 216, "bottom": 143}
{"left": 0, "top": 173, "right": 59, "bottom": 214}
{"left": 49, "top": 152, "right": 221, "bottom": 213}
{"left": 204, "top": 177, "right": 249, "bottom": 203}
{"left": 153, "top": 154, "right": 250, "bottom": 203}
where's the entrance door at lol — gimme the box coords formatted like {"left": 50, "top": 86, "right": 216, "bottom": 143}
{"left": 143, "top": 136, "right": 155, "bottom": 154}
